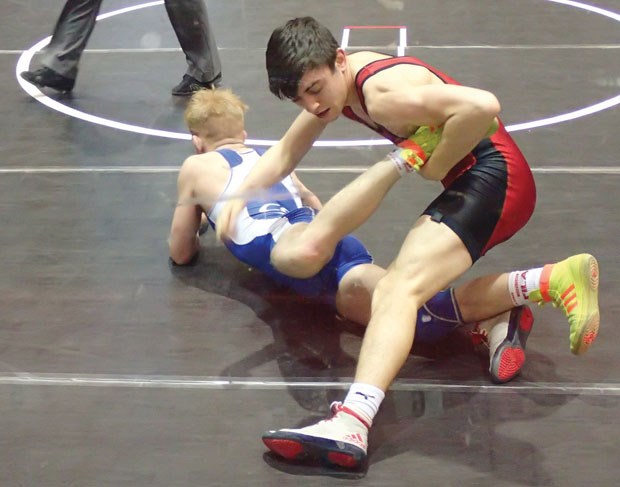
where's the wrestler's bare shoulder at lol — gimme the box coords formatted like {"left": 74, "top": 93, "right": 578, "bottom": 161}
{"left": 347, "top": 51, "right": 440, "bottom": 87}
{"left": 347, "top": 50, "right": 391, "bottom": 67}
{"left": 177, "top": 152, "right": 230, "bottom": 212}
{"left": 179, "top": 151, "right": 231, "bottom": 198}
{"left": 182, "top": 151, "right": 229, "bottom": 173}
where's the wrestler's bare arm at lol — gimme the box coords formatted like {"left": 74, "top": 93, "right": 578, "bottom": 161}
{"left": 239, "top": 110, "right": 326, "bottom": 194}
{"left": 216, "top": 110, "right": 327, "bottom": 241}
{"left": 169, "top": 154, "right": 227, "bottom": 264}
{"left": 290, "top": 171, "right": 323, "bottom": 211}
{"left": 366, "top": 79, "right": 500, "bottom": 180}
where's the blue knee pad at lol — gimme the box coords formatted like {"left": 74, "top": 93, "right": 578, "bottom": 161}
{"left": 415, "top": 288, "right": 464, "bottom": 344}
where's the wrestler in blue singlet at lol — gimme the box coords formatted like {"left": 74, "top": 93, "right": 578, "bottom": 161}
{"left": 206, "top": 147, "right": 373, "bottom": 301}
{"left": 207, "top": 147, "right": 463, "bottom": 343}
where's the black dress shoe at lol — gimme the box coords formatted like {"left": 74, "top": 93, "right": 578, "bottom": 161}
{"left": 20, "top": 67, "right": 75, "bottom": 93}
{"left": 171, "top": 74, "right": 222, "bottom": 96}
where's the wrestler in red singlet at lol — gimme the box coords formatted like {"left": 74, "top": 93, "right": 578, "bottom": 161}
{"left": 343, "top": 56, "right": 537, "bottom": 259}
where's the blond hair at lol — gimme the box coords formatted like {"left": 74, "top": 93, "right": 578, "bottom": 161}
{"left": 184, "top": 88, "right": 249, "bottom": 142}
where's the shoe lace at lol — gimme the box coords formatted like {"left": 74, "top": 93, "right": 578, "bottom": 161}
{"left": 536, "top": 289, "right": 565, "bottom": 315}
{"left": 328, "top": 401, "right": 371, "bottom": 429}
{"left": 310, "top": 401, "right": 343, "bottom": 426}
{"left": 470, "top": 323, "right": 489, "bottom": 348}
{"left": 537, "top": 299, "right": 559, "bottom": 309}
{"left": 330, "top": 401, "right": 343, "bottom": 413}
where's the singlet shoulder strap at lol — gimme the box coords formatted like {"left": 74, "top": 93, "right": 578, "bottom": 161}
{"left": 353, "top": 56, "right": 460, "bottom": 115}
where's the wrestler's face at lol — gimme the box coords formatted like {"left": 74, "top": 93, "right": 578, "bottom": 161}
{"left": 293, "top": 50, "right": 348, "bottom": 122}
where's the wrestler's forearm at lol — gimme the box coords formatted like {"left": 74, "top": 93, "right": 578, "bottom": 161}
{"left": 421, "top": 110, "right": 498, "bottom": 180}
{"left": 169, "top": 234, "right": 200, "bottom": 265}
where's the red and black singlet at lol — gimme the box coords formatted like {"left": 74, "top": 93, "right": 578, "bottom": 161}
{"left": 342, "top": 55, "right": 537, "bottom": 259}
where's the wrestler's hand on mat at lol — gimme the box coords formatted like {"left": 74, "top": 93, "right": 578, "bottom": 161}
{"left": 215, "top": 198, "right": 245, "bottom": 242}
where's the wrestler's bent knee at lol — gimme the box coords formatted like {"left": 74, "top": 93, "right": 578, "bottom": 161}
{"left": 372, "top": 267, "right": 427, "bottom": 307}
{"left": 271, "top": 242, "right": 332, "bottom": 279}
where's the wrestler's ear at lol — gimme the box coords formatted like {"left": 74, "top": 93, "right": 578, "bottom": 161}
{"left": 192, "top": 134, "right": 205, "bottom": 154}
{"left": 335, "top": 48, "right": 347, "bottom": 72}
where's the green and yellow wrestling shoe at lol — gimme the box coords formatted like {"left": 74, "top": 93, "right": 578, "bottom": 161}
{"left": 530, "top": 254, "right": 600, "bottom": 355}
{"left": 408, "top": 118, "right": 498, "bottom": 152}
{"left": 392, "top": 118, "right": 501, "bottom": 173}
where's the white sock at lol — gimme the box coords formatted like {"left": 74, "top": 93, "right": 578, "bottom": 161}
{"left": 343, "top": 383, "right": 385, "bottom": 427}
{"left": 508, "top": 267, "right": 544, "bottom": 306}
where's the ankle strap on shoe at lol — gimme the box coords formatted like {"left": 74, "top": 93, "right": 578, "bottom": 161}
{"left": 539, "top": 264, "right": 554, "bottom": 302}
{"left": 331, "top": 402, "right": 371, "bottom": 429}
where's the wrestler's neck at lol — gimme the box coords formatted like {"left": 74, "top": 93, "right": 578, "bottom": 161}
{"left": 343, "top": 51, "right": 391, "bottom": 108}
{"left": 213, "top": 139, "right": 246, "bottom": 150}
{"left": 341, "top": 54, "right": 363, "bottom": 108}
{"left": 209, "top": 137, "right": 247, "bottom": 152}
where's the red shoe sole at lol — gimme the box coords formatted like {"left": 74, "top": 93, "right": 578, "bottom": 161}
{"left": 495, "top": 348, "right": 526, "bottom": 382}
{"left": 490, "top": 306, "right": 533, "bottom": 383}
{"left": 262, "top": 433, "right": 365, "bottom": 469}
